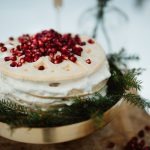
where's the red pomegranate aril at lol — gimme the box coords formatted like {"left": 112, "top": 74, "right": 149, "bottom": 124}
{"left": 0, "top": 43, "right": 4, "bottom": 47}
{"left": 33, "top": 56, "right": 39, "bottom": 62}
{"left": 32, "top": 39, "right": 38, "bottom": 44}
{"left": 10, "top": 61, "right": 17, "bottom": 67}
{"left": 38, "top": 40, "right": 44, "bottom": 47}
{"left": 10, "top": 48, "right": 15, "bottom": 53}
{"left": 20, "top": 58, "right": 25, "bottom": 63}
{"left": 1, "top": 47, "right": 7, "bottom": 52}
{"left": 143, "top": 146, "right": 150, "bottom": 150}
{"left": 9, "top": 37, "right": 14, "bottom": 41}
{"left": 56, "top": 55, "right": 62, "bottom": 60}
{"left": 16, "top": 45, "right": 21, "bottom": 50}
{"left": 62, "top": 54, "right": 68, "bottom": 60}
{"left": 25, "top": 57, "right": 32, "bottom": 62}
{"left": 69, "top": 56, "right": 77, "bottom": 63}
{"left": 88, "top": 39, "right": 95, "bottom": 44}
{"left": 80, "top": 42, "right": 86, "bottom": 46}
{"left": 49, "top": 53, "right": 54, "bottom": 59}
{"left": 73, "top": 46, "right": 83, "bottom": 54}
{"left": 61, "top": 45, "right": 68, "bottom": 51}
{"left": 50, "top": 48, "right": 57, "bottom": 53}
{"left": 39, "top": 48, "right": 45, "bottom": 53}
{"left": 4, "top": 56, "right": 11, "bottom": 61}
{"left": 54, "top": 59, "right": 61, "bottom": 64}
{"left": 86, "top": 59, "right": 91, "bottom": 64}
{"left": 17, "top": 52, "right": 23, "bottom": 57}
{"left": 107, "top": 142, "right": 115, "bottom": 149}
{"left": 145, "top": 126, "right": 150, "bottom": 131}
{"left": 25, "top": 49, "right": 31, "bottom": 54}
{"left": 11, "top": 56, "right": 17, "bottom": 61}
{"left": 38, "top": 65, "right": 45, "bottom": 70}
{"left": 17, "top": 62, "right": 22, "bottom": 67}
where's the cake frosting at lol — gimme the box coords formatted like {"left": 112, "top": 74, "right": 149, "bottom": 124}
{"left": 0, "top": 60, "right": 110, "bottom": 105}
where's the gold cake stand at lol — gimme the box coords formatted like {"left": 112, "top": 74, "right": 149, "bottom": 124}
{"left": 0, "top": 99, "right": 122, "bottom": 144}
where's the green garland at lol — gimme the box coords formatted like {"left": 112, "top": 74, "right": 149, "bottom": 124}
{"left": 0, "top": 49, "right": 149, "bottom": 127}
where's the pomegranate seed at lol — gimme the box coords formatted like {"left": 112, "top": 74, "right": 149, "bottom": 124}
{"left": 73, "top": 46, "right": 83, "bottom": 56}
{"left": 145, "top": 126, "right": 150, "bottom": 131}
{"left": 138, "top": 130, "right": 144, "bottom": 138}
{"left": 10, "top": 61, "right": 17, "bottom": 67}
{"left": 86, "top": 59, "right": 91, "bottom": 64}
{"left": 69, "top": 56, "right": 77, "bottom": 63}
{"left": 49, "top": 53, "right": 54, "bottom": 59}
{"left": 11, "top": 56, "right": 17, "bottom": 61}
{"left": 38, "top": 65, "right": 45, "bottom": 70}
{"left": 62, "top": 54, "right": 68, "bottom": 60}
{"left": 80, "top": 42, "right": 86, "bottom": 46}
{"left": 17, "top": 62, "right": 22, "bottom": 67}
{"left": 143, "top": 146, "right": 150, "bottom": 150}
{"left": 1, "top": 47, "right": 7, "bottom": 52}
{"left": 33, "top": 56, "right": 39, "bottom": 62}
{"left": 107, "top": 142, "right": 115, "bottom": 149}
{"left": 10, "top": 48, "right": 15, "bottom": 53}
{"left": 56, "top": 55, "right": 62, "bottom": 60}
{"left": 9, "top": 37, "right": 14, "bottom": 41}
{"left": 39, "top": 48, "right": 45, "bottom": 53}
{"left": 0, "top": 43, "right": 4, "bottom": 47}
{"left": 20, "top": 58, "right": 25, "bottom": 63}
{"left": 50, "top": 48, "right": 57, "bottom": 53}
{"left": 54, "top": 59, "right": 61, "bottom": 64}
{"left": 88, "top": 39, "right": 95, "bottom": 44}
{"left": 4, "top": 56, "right": 11, "bottom": 61}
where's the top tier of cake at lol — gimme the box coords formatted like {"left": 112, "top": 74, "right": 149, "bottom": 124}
{"left": 0, "top": 29, "right": 107, "bottom": 82}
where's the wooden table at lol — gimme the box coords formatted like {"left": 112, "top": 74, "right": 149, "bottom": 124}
{"left": 0, "top": 102, "right": 150, "bottom": 150}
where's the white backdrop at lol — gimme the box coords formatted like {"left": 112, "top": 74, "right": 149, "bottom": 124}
{"left": 0, "top": 0, "right": 150, "bottom": 100}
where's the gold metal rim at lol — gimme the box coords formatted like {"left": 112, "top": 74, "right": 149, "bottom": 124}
{"left": 0, "top": 99, "right": 122, "bottom": 144}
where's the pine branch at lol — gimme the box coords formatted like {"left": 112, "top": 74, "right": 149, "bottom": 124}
{"left": 123, "top": 93, "right": 150, "bottom": 109}
{"left": 123, "top": 69, "right": 142, "bottom": 91}
{"left": 108, "top": 49, "right": 139, "bottom": 68}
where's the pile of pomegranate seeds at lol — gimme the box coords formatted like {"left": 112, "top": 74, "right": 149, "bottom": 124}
{"left": 106, "top": 125, "right": 150, "bottom": 150}
{"left": 0, "top": 29, "right": 95, "bottom": 68}
{"left": 123, "top": 126, "right": 150, "bottom": 150}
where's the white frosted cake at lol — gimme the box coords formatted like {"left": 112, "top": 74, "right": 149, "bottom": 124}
{"left": 0, "top": 29, "right": 111, "bottom": 108}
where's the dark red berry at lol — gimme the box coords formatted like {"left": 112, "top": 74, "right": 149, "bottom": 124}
{"left": 86, "top": 59, "right": 91, "bottom": 64}
{"left": 88, "top": 39, "right": 95, "bottom": 44}
{"left": 143, "top": 146, "right": 150, "bottom": 150}
{"left": 80, "top": 42, "right": 86, "bottom": 46}
{"left": 10, "top": 61, "right": 17, "bottom": 67}
{"left": 107, "top": 142, "right": 115, "bottom": 149}
{"left": 145, "top": 126, "right": 150, "bottom": 131}
{"left": 69, "top": 56, "right": 77, "bottom": 63}
{"left": 1, "top": 47, "right": 7, "bottom": 52}
{"left": 17, "top": 62, "right": 22, "bottom": 67}
{"left": 138, "top": 130, "right": 145, "bottom": 138}
{"left": 0, "top": 42, "right": 4, "bottom": 47}
{"left": 4, "top": 56, "right": 11, "bottom": 61}
{"left": 9, "top": 37, "right": 14, "bottom": 41}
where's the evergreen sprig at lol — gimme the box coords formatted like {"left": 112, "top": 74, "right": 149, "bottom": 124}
{"left": 0, "top": 50, "right": 149, "bottom": 127}
{"left": 123, "top": 93, "right": 150, "bottom": 109}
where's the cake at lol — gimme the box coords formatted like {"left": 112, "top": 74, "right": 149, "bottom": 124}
{"left": 0, "top": 29, "right": 111, "bottom": 109}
